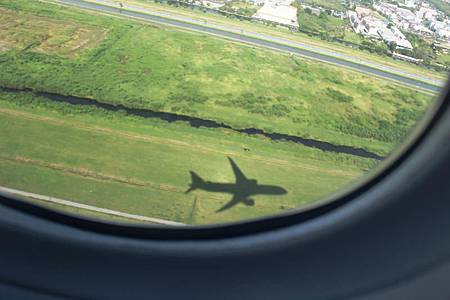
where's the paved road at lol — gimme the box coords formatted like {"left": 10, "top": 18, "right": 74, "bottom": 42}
{"left": 0, "top": 185, "right": 185, "bottom": 226}
{"left": 57, "top": 0, "right": 446, "bottom": 93}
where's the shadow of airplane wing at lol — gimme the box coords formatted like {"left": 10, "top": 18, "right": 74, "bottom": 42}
{"left": 216, "top": 194, "right": 243, "bottom": 213}
{"left": 228, "top": 157, "right": 247, "bottom": 183}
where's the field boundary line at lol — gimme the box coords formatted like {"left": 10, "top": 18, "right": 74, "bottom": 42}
{"left": 0, "top": 185, "right": 185, "bottom": 226}
{"left": 0, "top": 154, "right": 186, "bottom": 193}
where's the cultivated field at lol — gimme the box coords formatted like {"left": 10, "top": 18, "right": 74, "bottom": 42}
{"left": 0, "top": 0, "right": 438, "bottom": 224}
{"left": 0, "top": 7, "right": 107, "bottom": 57}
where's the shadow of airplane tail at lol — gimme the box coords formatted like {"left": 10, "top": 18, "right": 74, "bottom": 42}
{"left": 185, "top": 171, "right": 204, "bottom": 194}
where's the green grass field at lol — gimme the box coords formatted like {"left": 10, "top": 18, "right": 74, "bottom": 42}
{"left": 0, "top": 0, "right": 434, "bottom": 155}
{"left": 0, "top": 0, "right": 438, "bottom": 224}
{"left": 298, "top": 10, "right": 347, "bottom": 33}
{"left": 0, "top": 91, "right": 372, "bottom": 224}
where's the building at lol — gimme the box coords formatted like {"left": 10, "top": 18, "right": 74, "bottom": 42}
{"left": 349, "top": 9, "right": 383, "bottom": 39}
{"left": 249, "top": 0, "right": 266, "bottom": 6}
{"left": 355, "top": 6, "right": 373, "bottom": 18}
{"left": 348, "top": 11, "right": 364, "bottom": 32}
{"left": 401, "top": 0, "right": 417, "bottom": 9}
{"left": 362, "top": 17, "right": 384, "bottom": 39}
{"left": 301, "top": 4, "right": 321, "bottom": 16}
{"left": 437, "top": 28, "right": 450, "bottom": 38}
{"left": 392, "top": 52, "right": 423, "bottom": 63}
{"left": 253, "top": 0, "right": 299, "bottom": 28}
{"left": 377, "top": 24, "right": 413, "bottom": 50}
{"left": 434, "top": 40, "right": 450, "bottom": 54}
{"left": 410, "top": 24, "right": 432, "bottom": 36}
{"left": 349, "top": 6, "right": 413, "bottom": 50}
{"left": 397, "top": 7, "right": 415, "bottom": 22}
{"left": 391, "top": 26, "right": 414, "bottom": 50}
{"left": 416, "top": 6, "right": 438, "bottom": 21}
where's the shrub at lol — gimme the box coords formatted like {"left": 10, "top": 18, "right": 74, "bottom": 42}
{"left": 325, "top": 87, "right": 353, "bottom": 103}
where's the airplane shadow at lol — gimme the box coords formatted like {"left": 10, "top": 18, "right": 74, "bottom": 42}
{"left": 186, "top": 157, "right": 288, "bottom": 213}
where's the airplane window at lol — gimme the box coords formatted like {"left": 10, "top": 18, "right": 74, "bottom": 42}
{"left": 0, "top": 0, "right": 447, "bottom": 226}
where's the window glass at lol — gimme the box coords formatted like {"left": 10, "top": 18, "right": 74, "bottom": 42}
{"left": 0, "top": 0, "right": 447, "bottom": 225}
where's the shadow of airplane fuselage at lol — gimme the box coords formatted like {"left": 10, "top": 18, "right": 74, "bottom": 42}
{"left": 186, "top": 157, "right": 287, "bottom": 212}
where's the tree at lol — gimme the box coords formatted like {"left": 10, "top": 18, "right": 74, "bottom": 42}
{"left": 389, "top": 41, "right": 397, "bottom": 52}
{"left": 360, "top": 0, "right": 373, "bottom": 7}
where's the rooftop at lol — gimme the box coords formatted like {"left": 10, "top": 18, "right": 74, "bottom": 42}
{"left": 253, "top": 0, "right": 299, "bottom": 27}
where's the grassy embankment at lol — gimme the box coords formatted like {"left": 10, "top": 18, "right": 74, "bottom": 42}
{"left": 0, "top": 0, "right": 435, "bottom": 224}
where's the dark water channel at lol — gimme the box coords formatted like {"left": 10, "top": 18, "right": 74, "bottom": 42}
{"left": 1, "top": 87, "right": 384, "bottom": 160}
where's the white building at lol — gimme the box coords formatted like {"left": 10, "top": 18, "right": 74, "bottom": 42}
{"left": 349, "top": 6, "right": 413, "bottom": 50}
{"left": 301, "top": 4, "right": 321, "bottom": 16}
{"left": 416, "top": 6, "right": 438, "bottom": 21}
{"left": 437, "top": 28, "right": 450, "bottom": 38}
{"left": 377, "top": 25, "right": 413, "bottom": 50}
{"left": 431, "top": 21, "right": 447, "bottom": 31}
{"left": 253, "top": 0, "right": 299, "bottom": 28}
{"left": 355, "top": 6, "right": 374, "bottom": 18}
{"left": 362, "top": 17, "right": 384, "bottom": 39}
{"left": 349, "top": 8, "right": 384, "bottom": 39}
{"left": 401, "top": 0, "right": 417, "bottom": 9}
{"left": 391, "top": 26, "right": 414, "bottom": 50}
{"left": 348, "top": 11, "right": 364, "bottom": 32}
{"left": 412, "top": 24, "right": 433, "bottom": 36}
{"left": 397, "top": 7, "right": 415, "bottom": 21}
{"left": 248, "top": 0, "right": 265, "bottom": 6}
{"left": 392, "top": 52, "right": 422, "bottom": 63}
{"left": 434, "top": 40, "right": 450, "bottom": 54}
